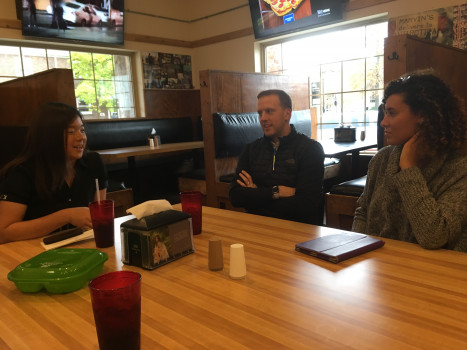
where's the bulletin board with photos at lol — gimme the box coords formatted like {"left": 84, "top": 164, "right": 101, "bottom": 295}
{"left": 142, "top": 52, "right": 193, "bottom": 89}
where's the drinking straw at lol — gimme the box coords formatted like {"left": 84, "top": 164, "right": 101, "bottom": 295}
{"left": 95, "top": 178, "right": 100, "bottom": 205}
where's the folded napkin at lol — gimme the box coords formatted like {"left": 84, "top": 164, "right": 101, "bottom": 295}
{"left": 126, "top": 200, "right": 173, "bottom": 220}
{"left": 41, "top": 229, "right": 94, "bottom": 251}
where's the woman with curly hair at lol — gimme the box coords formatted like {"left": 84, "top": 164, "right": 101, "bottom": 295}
{"left": 352, "top": 71, "right": 467, "bottom": 252}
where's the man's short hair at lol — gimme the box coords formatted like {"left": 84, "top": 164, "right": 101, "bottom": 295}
{"left": 257, "top": 89, "right": 292, "bottom": 110}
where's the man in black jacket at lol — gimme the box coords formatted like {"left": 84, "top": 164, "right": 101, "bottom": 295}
{"left": 229, "top": 89, "right": 324, "bottom": 225}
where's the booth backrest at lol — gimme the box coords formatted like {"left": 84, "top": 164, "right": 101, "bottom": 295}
{"left": 211, "top": 110, "right": 313, "bottom": 183}
{"left": 213, "top": 110, "right": 311, "bottom": 159}
{"left": 85, "top": 117, "right": 194, "bottom": 151}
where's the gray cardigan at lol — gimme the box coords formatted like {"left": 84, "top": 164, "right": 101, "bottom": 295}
{"left": 352, "top": 145, "right": 467, "bottom": 252}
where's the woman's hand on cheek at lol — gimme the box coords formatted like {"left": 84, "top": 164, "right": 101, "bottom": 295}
{"left": 400, "top": 133, "right": 419, "bottom": 170}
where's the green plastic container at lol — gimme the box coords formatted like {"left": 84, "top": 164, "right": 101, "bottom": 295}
{"left": 8, "top": 248, "right": 108, "bottom": 294}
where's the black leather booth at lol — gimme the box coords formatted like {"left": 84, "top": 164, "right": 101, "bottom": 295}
{"left": 85, "top": 117, "right": 199, "bottom": 202}
{"left": 85, "top": 117, "right": 194, "bottom": 151}
{"left": 329, "top": 175, "right": 367, "bottom": 197}
{"left": 211, "top": 110, "right": 339, "bottom": 183}
{"left": 213, "top": 110, "right": 312, "bottom": 159}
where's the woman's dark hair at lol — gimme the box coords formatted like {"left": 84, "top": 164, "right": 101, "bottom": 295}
{"left": 257, "top": 89, "right": 293, "bottom": 110}
{"left": 383, "top": 70, "right": 466, "bottom": 157}
{"left": 1, "top": 102, "right": 84, "bottom": 198}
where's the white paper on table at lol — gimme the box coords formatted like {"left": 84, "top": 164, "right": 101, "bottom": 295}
{"left": 126, "top": 199, "right": 173, "bottom": 220}
{"left": 40, "top": 229, "right": 95, "bottom": 251}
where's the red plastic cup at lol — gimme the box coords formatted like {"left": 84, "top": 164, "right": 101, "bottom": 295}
{"left": 89, "top": 199, "right": 115, "bottom": 248}
{"left": 180, "top": 191, "right": 203, "bottom": 235}
{"left": 89, "top": 271, "right": 142, "bottom": 350}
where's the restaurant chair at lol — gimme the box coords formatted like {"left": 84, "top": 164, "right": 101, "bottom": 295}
{"left": 107, "top": 188, "right": 134, "bottom": 217}
{"left": 325, "top": 175, "right": 366, "bottom": 231}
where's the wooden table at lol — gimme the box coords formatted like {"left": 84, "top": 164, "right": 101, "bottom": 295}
{"left": 1, "top": 206, "right": 467, "bottom": 349}
{"left": 97, "top": 141, "right": 204, "bottom": 202}
{"left": 97, "top": 141, "right": 204, "bottom": 162}
{"left": 320, "top": 138, "right": 377, "bottom": 177}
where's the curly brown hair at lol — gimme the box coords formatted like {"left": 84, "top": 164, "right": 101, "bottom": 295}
{"left": 383, "top": 70, "right": 466, "bottom": 158}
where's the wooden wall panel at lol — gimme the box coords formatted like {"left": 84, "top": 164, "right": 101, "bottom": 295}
{"left": 384, "top": 35, "right": 467, "bottom": 100}
{"left": 383, "top": 34, "right": 467, "bottom": 147}
{"left": 143, "top": 89, "right": 201, "bottom": 118}
{"left": 144, "top": 89, "right": 202, "bottom": 139}
{"left": 200, "top": 69, "right": 309, "bottom": 207}
{"left": 240, "top": 74, "right": 285, "bottom": 112}
{"left": 209, "top": 71, "right": 243, "bottom": 113}
{"left": 0, "top": 69, "right": 76, "bottom": 126}
{"left": 406, "top": 40, "right": 466, "bottom": 100}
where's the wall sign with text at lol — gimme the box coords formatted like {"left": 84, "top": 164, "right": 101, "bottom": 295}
{"left": 388, "top": 4, "right": 466, "bottom": 50}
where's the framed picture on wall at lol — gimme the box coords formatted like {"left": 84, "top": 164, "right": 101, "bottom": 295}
{"left": 142, "top": 52, "right": 193, "bottom": 89}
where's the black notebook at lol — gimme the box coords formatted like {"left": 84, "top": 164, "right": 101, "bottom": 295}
{"left": 295, "top": 232, "right": 385, "bottom": 263}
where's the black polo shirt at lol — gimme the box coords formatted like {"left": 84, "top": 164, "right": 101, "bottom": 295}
{"left": 0, "top": 151, "right": 108, "bottom": 221}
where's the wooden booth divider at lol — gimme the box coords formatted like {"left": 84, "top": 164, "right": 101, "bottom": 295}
{"left": 384, "top": 34, "right": 466, "bottom": 103}
{"left": 0, "top": 69, "right": 76, "bottom": 169}
{"left": 0, "top": 68, "right": 76, "bottom": 126}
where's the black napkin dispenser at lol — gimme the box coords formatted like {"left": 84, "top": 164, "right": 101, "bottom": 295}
{"left": 334, "top": 126, "right": 356, "bottom": 142}
{"left": 121, "top": 210, "right": 194, "bottom": 270}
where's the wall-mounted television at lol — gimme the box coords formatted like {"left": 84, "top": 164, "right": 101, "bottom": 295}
{"left": 21, "top": 0, "right": 124, "bottom": 45}
{"left": 249, "top": 0, "right": 344, "bottom": 40}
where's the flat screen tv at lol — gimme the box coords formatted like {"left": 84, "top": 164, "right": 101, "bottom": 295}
{"left": 249, "top": 0, "right": 344, "bottom": 40}
{"left": 21, "top": 0, "right": 124, "bottom": 45}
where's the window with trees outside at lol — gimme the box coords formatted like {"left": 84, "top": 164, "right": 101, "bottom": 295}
{"left": 0, "top": 45, "right": 135, "bottom": 119}
{"left": 264, "top": 21, "right": 387, "bottom": 140}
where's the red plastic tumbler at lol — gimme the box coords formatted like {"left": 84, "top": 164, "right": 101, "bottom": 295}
{"left": 89, "top": 199, "right": 114, "bottom": 248}
{"left": 89, "top": 271, "right": 142, "bottom": 350}
{"left": 180, "top": 190, "right": 203, "bottom": 235}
